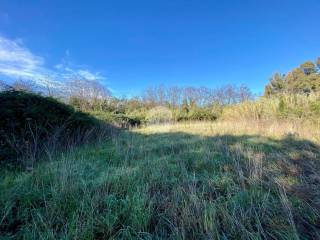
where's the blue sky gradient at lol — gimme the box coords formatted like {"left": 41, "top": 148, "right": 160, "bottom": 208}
{"left": 0, "top": 0, "right": 319, "bottom": 96}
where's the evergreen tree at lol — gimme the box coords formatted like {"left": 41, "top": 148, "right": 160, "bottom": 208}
{"left": 265, "top": 57, "right": 320, "bottom": 95}
{"left": 300, "top": 61, "right": 316, "bottom": 75}
{"left": 264, "top": 73, "right": 285, "bottom": 96}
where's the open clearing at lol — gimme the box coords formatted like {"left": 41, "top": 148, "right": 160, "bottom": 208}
{"left": 1, "top": 121, "right": 320, "bottom": 239}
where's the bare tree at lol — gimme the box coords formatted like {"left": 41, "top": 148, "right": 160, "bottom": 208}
{"left": 66, "top": 77, "right": 111, "bottom": 110}
{"left": 143, "top": 86, "right": 157, "bottom": 106}
{"left": 167, "top": 86, "right": 182, "bottom": 108}
{"left": 141, "top": 84, "right": 253, "bottom": 109}
{"left": 0, "top": 80, "right": 11, "bottom": 92}
{"left": 156, "top": 85, "right": 166, "bottom": 105}
{"left": 12, "top": 79, "right": 35, "bottom": 92}
{"left": 238, "top": 85, "right": 253, "bottom": 102}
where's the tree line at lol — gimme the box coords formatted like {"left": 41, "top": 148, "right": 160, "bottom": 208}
{"left": 1, "top": 56, "right": 319, "bottom": 125}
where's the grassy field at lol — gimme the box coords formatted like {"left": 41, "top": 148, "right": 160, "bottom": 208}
{"left": 1, "top": 120, "right": 320, "bottom": 239}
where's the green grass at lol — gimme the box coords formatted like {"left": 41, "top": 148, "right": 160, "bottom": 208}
{"left": 1, "top": 121, "right": 320, "bottom": 239}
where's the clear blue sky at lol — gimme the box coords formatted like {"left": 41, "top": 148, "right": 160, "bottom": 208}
{"left": 0, "top": 0, "right": 319, "bottom": 96}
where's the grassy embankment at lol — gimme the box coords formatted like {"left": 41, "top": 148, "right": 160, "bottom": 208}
{"left": 1, "top": 120, "right": 320, "bottom": 239}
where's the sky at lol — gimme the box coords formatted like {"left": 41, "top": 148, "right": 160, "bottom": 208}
{"left": 0, "top": 0, "right": 320, "bottom": 96}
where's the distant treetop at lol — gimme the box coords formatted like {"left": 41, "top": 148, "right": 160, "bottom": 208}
{"left": 265, "top": 57, "right": 320, "bottom": 96}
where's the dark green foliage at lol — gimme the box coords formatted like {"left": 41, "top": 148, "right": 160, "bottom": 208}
{"left": 113, "top": 114, "right": 143, "bottom": 128}
{"left": 187, "top": 107, "right": 219, "bottom": 121}
{"left": 0, "top": 90, "right": 99, "bottom": 165}
{"left": 89, "top": 111, "right": 145, "bottom": 128}
{"left": 175, "top": 104, "right": 222, "bottom": 122}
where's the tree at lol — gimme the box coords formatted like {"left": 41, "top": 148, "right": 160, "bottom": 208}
{"left": 264, "top": 58, "right": 320, "bottom": 96}
{"left": 66, "top": 78, "right": 111, "bottom": 111}
{"left": 167, "top": 86, "right": 181, "bottom": 108}
{"left": 11, "top": 79, "right": 35, "bottom": 92}
{"left": 143, "top": 86, "right": 157, "bottom": 107}
{"left": 300, "top": 61, "right": 316, "bottom": 75}
{"left": 265, "top": 73, "right": 285, "bottom": 96}
{"left": 238, "top": 85, "right": 253, "bottom": 102}
{"left": 0, "top": 80, "right": 11, "bottom": 92}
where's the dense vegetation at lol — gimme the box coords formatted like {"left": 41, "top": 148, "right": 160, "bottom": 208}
{"left": 68, "top": 84, "right": 252, "bottom": 126}
{"left": 1, "top": 57, "right": 320, "bottom": 239}
{"left": 63, "top": 58, "right": 320, "bottom": 126}
{"left": 0, "top": 90, "right": 110, "bottom": 167}
{"left": 4, "top": 58, "right": 318, "bottom": 128}
{"left": 222, "top": 93, "right": 320, "bottom": 122}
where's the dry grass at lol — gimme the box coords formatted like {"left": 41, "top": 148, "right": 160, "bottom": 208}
{"left": 139, "top": 120, "right": 320, "bottom": 142}
{"left": 222, "top": 93, "right": 320, "bottom": 123}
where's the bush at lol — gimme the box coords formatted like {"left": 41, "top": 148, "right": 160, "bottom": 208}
{"left": 146, "top": 106, "right": 173, "bottom": 124}
{"left": 188, "top": 107, "right": 220, "bottom": 121}
{"left": 113, "top": 114, "right": 142, "bottom": 128}
{"left": 89, "top": 111, "right": 145, "bottom": 128}
{"left": 174, "top": 105, "right": 222, "bottom": 122}
{"left": 0, "top": 90, "right": 102, "bottom": 167}
{"left": 175, "top": 111, "right": 189, "bottom": 122}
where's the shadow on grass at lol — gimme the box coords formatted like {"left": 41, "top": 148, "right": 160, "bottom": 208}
{"left": 1, "top": 126, "right": 320, "bottom": 239}
{"left": 114, "top": 130, "right": 320, "bottom": 239}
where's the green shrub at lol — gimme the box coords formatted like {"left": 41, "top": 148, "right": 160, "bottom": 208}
{"left": 174, "top": 105, "right": 222, "bottom": 122}
{"left": 0, "top": 90, "right": 101, "bottom": 166}
{"left": 126, "top": 110, "right": 147, "bottom": 126}
{"left": 89, "top": 110, "right": 145, "bottom": 128}
{"left": 113, "top": 114, "right": 142, "bottom": 128}
{"left": 175, "top": 111, "right": 189, "bottom": 122}
{"left": 188, "top": 107, "right": 219, "bottom": 121}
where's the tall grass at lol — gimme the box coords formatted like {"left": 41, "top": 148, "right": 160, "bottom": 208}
{"left": 1, "top": 121, "right": 320, "bottom": 239}
{"left": 222, "top": 93, "right": 320, "bottom": 123}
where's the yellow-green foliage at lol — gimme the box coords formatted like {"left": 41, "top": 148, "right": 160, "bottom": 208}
{"left": 222, "top": 93, "right": 320, "bottom": 122}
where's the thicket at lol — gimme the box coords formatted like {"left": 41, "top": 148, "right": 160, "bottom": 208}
{"left": 68, "top": 84, "right": 250, "bottom": 126}
{"left": 65, "top": 57, "right": 320, "bottom": 125}
{"left": 223, "top": 57, "right": 320, "bottom": 122}
{"left": 0, "top": 90, "right": 109, "bottom": 167}
{"left": 222, "top": 93, "right": 320, "bottom": 122}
